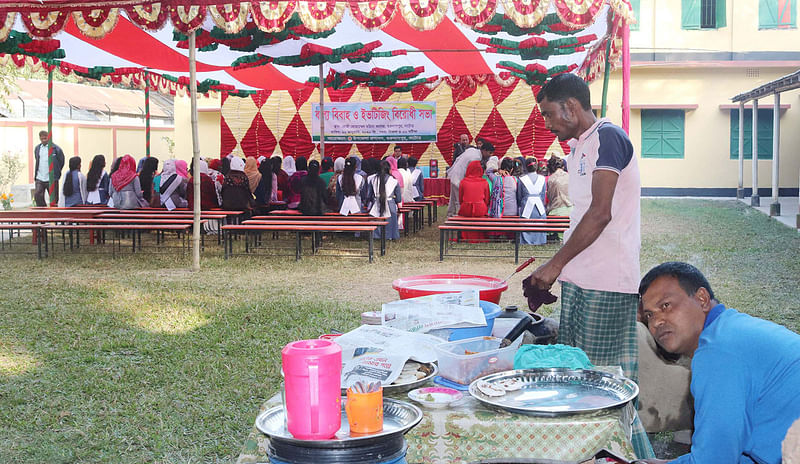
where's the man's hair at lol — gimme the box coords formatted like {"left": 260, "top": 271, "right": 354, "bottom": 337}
{"left": 394, "top": 145, "right": 402, "bottom": 151}
{"left": 536, "top": 73, "right": 591, "bottom": 111}
{"left": 407, "top": 157, "right": 418, "bottom": 167}
{"left": 39, "top": 130, "right": 49, "bottom": 138}
{"left": 481, "top": 141, "right": 495, "bottom": 152}
{"left": 639, "top": 262, "right": 716, "bottom": 302}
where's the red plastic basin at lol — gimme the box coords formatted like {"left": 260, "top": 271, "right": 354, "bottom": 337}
{"left": 391, "top": 274, "right": 508, "bottom": 304}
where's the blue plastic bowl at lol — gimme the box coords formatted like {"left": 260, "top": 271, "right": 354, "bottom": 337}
{"left": 428, "top": 301, "right": 502, "bottom": 341}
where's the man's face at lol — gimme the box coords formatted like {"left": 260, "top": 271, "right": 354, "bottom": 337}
{"left": 476, "top": 140, "right": 483, "bottom": 148}
{"left": 480, "top": 149, "right": 493, "bottom": 160}
{"left": 459, "top": 134, "right": 469, "bottom": 145}
{"left": 393, "top": 148, "right": 401, "bottom": 158}
{"left": 640, "top": 276, "right": 711, "bottom": 356}
{"left": 538, "top": 97, "right": 578, "bottom": 141}
{"left": 39, "top": 133, "right": 49, "bottom": 144}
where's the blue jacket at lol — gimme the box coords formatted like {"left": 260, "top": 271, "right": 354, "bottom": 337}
{"left": 673, "top": 305, "right": 800, "bottom": 464}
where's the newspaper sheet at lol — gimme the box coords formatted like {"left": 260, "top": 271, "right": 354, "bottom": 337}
{"left": 381, "top": 290, "right": 486, "bottom": 333}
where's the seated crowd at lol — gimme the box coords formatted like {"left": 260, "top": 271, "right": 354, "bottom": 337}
{"left": 55, "top": 148, "right": 427, "bottom": 241}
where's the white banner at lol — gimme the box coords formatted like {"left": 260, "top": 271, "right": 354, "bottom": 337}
{"left": 311, "top": 101, "right": 437, "bottom": 143}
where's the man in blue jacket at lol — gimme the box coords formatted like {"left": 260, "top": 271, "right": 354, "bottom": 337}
{"left": 638, "top": 262, "right": 800, "bottom": 464}
{"left": 33, "top": 130, "right": 65, "bottom": 206}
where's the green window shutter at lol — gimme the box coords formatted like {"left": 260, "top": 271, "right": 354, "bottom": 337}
{"left": 641, "top": 110, "right": 685, "bottom": 158}
{"left": 760, "top": 0, "right": 778, "bottom": 28}
{"left": 682, "top": 0, "right": 701, "bottom": 28}
{"left": 729, "top": 109, "right": 774, "bottom": 160}
{"left": 716, "top": 0, "right": 726, "bottom": 27}
{"left": 630, "top": 0, "right": 640, "bottom": 31}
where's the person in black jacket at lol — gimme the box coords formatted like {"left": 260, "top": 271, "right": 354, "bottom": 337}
{"left": 452, "top": 133, "right": 471, "bottom": 163}
{"left": 299, "top": 160, "right": 328, "bottom": 216}
{"left": 33, "top": 130, "right": 65, "bottom": 206}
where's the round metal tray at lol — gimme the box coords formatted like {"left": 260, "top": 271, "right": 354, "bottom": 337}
{"left": 468, "top": 368, "right": 639, "bottom": 417}
{"left": 256, "top": 397, "right": 423, "bottom": 448}
{"left": 341, "top": 362, "right": 438, "bottom": 394}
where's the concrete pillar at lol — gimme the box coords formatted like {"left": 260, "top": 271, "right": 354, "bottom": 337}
{"left": 770, "top": 93, "right": 781, "bottom": 216}
{"left": 737, "top": 101, "right": 745, "bottom": 199}
{"left": 751, "top": 99, "right": 760, "bottom": 207}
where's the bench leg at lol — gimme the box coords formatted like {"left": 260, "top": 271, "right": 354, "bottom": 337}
{"left": 381, "top": 225, "right": 386, "bottom": 256}
{"left": 295, "top": 231, "right": 302, "bottom": 261}
{"left": 439, "top": 228, "right": 444, "bottom": 261}
{"left": 36, "top": 228, "right": 43, "bottom": 259}
{"left": 514, "top": 232, "right": 520, "bottom": 264}
{"left": 368, "top": 233, "right": 374, "bottom": 263}
{"left": 224, "top": 231, "right": 230, "bottom": 259}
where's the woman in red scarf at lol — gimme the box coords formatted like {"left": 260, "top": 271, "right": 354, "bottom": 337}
{"left": 110, "top": 154, "right": 147, "bottom": 209}
{"left": 458, "top": 160, "right": 490, "bottom": 242}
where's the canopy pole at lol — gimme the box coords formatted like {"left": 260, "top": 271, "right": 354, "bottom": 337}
{"left": 600, "top": 13, "right": 614, "bottom": 118}
{"left": 621, "top": 21, "right": 630, "bottom": 134}
{"left": 47, "top": 67, "right": 56, "bottom": 206}
{"left": 189, "top": 31, "right": 201, "bottom": 271}
{"left": 145, "top": 70, "right": 151, "bottom": 157}
{"left": 737, "top": 101, "right": 745, "bottom": 199}
{"left": 770, "top": 93, "right": 780, "bottom": 216}
{"left": 319, "top": 63, "right": 325, "bottom": 159}
{"left": 751, "top": 99, "right": 759, "bottom": 207}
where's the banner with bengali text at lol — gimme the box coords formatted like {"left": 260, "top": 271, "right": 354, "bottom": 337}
{"left": 311, "top": 102, "right": 437, "bottom": 143}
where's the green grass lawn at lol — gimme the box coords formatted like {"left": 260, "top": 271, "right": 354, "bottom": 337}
{"left": 0, "top": 199, "right": 797, "bottom": 463}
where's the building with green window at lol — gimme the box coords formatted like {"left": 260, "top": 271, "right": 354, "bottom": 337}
{"left": 588, "top": 0, "right": 800, "bottom": 196}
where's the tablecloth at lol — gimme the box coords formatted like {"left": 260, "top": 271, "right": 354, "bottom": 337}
{"left": 423, "top": 178, "right": 450, "bottom": 206}
{"left": 236, "top": 368, "right": 653, "bottom": 464}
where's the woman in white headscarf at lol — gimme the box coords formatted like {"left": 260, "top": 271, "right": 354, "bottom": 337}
{"left": 160, "top": 159, "right": 188, "bottom": 210}
{"left": 282, "top": 156, "right": 296, "bottom": 176}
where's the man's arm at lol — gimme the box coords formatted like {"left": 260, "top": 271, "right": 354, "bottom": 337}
{"left": 526, "top": 169, "right": 618, "bottom": 289}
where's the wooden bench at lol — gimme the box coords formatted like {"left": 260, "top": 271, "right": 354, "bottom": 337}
{"left": 222, "top": 223, "right": 378, "bottom": 262}
{"left": 244, "top": 218, "right": 388, "bottom": 256}
{"left": 404, "top": 199, "right": 437, "bottom": 226}
{"left": 438, "top": 217, "right": 570, "bottom": 263}
{"left": 0, "top": 223, "right": 46, "bottom": 258}
{"left": 39, "top": 223, "right": 192, "bottom": 257}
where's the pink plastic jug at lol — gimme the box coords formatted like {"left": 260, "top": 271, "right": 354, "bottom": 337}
{"left": 281, "top": 339, "right": 342, "bottom": 440}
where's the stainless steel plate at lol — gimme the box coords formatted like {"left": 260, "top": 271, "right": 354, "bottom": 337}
{"left": 341, "top": 362, "right": 438, "bottom": 394}
{"left": 255, "top": 397, "right": 423, "bottom": 448}
{"left": 468, "top": 368, "right": 639, "bottom": 417}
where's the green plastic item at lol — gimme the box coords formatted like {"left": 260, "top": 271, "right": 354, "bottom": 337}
{"left": 513, "top": 344, "right": 594, "bottom": 370}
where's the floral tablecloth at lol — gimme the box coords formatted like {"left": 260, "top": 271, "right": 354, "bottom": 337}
{"left": 237, "top": 369, "right": 647, "bottom": 464}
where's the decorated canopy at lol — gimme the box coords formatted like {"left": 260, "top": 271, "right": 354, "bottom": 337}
{"left": 0, "top": 0, "right": 633, "bottom": 96}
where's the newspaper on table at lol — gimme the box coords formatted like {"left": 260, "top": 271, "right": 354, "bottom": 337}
{"left": 335, "top": 325, "right": 443, "bottom": 389}
{"left": 381, "top": 290, "right": 486, "bottom": 333}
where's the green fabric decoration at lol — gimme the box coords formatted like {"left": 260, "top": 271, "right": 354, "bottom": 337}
{"left": 513, "top": 344, "right": 595, "bottom": 370}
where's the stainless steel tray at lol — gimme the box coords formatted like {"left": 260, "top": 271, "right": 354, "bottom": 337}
{"left": 255, "top": 397, "right": 423, "bottom": 448}
{"left": 468, "top": 368, "right": 639, "bottom": 417}
{"left": 341, "top": 362, "right": 438, "bottom": 394}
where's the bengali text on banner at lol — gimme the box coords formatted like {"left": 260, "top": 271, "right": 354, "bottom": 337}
{"left": 311, "top": 102, "right": 437, "bottom": 143}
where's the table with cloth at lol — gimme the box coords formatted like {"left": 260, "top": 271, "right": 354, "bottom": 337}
{"left": 423, "top": 178, "right": 450, "bottom": 206}
{"left": 236, "top": 367, "right": 653, "bottom": 464}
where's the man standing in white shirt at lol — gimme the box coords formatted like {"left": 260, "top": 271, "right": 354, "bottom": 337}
{"left": 33, "top": 130, "right": 65, "bottom": 207}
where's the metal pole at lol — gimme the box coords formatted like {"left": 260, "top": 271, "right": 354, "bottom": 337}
{"left": 189, "top": 31, "right": 201, "bottom": 271}
{"left": 621, "top": 21, "right": 630, "bottom": 133}
{"left": 47, "top": 68, "right": 56, "bottom": 206}
{"left": 737, "top": 101, "right": 744, "bottom": 199}
{"left": 600, "top": 12, "right": 614, "bottom": 118}
{"left": 751, "top": 99, "right": 759, "bottom": 207}
{"left": 145, "top": 70, "right": 151, "bottom": 157}
{"left": 770, "top": 93, "right": 780, "bottom": 216}
{"left": 319, "top": 63, "right": 325, "bottom": 159}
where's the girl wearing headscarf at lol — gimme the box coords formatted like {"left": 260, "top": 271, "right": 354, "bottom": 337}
{"left": 187, "top": 159, "right": 220, "bottom": 211}
{"left": 517, "top": 157, "right": 547, "bottom": 245}
{"left": 319, "top": 157, "right": 335, "bottom": 186}
{"left": 397, "top": 157, "right": 414, "bottom": 203}
{"left": 85, "top": 154, "right": 110, "bottom": 205}
{"left": 408, "top": 157, "right": 424, "bottom": 201}
{"left": 458, "top": 160, "right": 490, "bottom": 242}
{"left": 110, "top": 154, "right": 147, "bottom": 209}
{"left": 272, "top": 156, "right": 290, "bottom": 201}
{"left": 61, "top": 156, "right": 87, "bottom": 207}
{"left": 286, "top": 156, "right": 308, "bottom": 209}
{"left": 254, "top": 159, "right": 277, "bottom": 205}
{"left": 328, "top": 156, "right": 346, "bottom": 211}
{"left": 175, "top": 159, "right": 189, "bottom": 179}
{"left": 159, "top": 159, "right": 188, "bottom": 210}
{"left": 244, "top": 157, "right": 262, "bottom": 195}
{"left": 139, "top": 157, "right": 160, "bottom": 207}
{"left": 487, "top": 157, "right": 521, "bottom": 217}
{"left": 206, "top": 158, "right": 225, "bottom": 205}
{"left": 337, "top": 157, "right": 363, "bottom": 216}
{"left": 367, "top": 160, "right": 401, "bottom": 240}
{"left": 385, "top": 156, "right": 405, "bottom": 229}
{"left": 299, "top": 160, "right": 328, "bottom": 216}
{"left": 221, "top": 157, "right": 253, "bottom": 212}
{"left": 282, "top": 156, "right": 296, "bottom": 177}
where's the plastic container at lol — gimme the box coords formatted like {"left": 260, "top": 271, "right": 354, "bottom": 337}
{"left": 281, "top": 339, "right": 342, "bottom": 440}
{"left": 391, "top": 274, "right": 508, "bottom": 304}
{"left": 434, "top": 336, "right": 523, "bottom": 385}
{"left": 427, "top": 301, "right": 502, "bottom": 341}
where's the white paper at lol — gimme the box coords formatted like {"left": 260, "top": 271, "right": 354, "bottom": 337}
{"left": 341, "top": 351, "right": 409, "bottom": 388}
{"left": 334, "top": 325, "right": 442, "bottom": 364}
{"left": 381, "top": 290, "right": 486, "bottom": 333}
